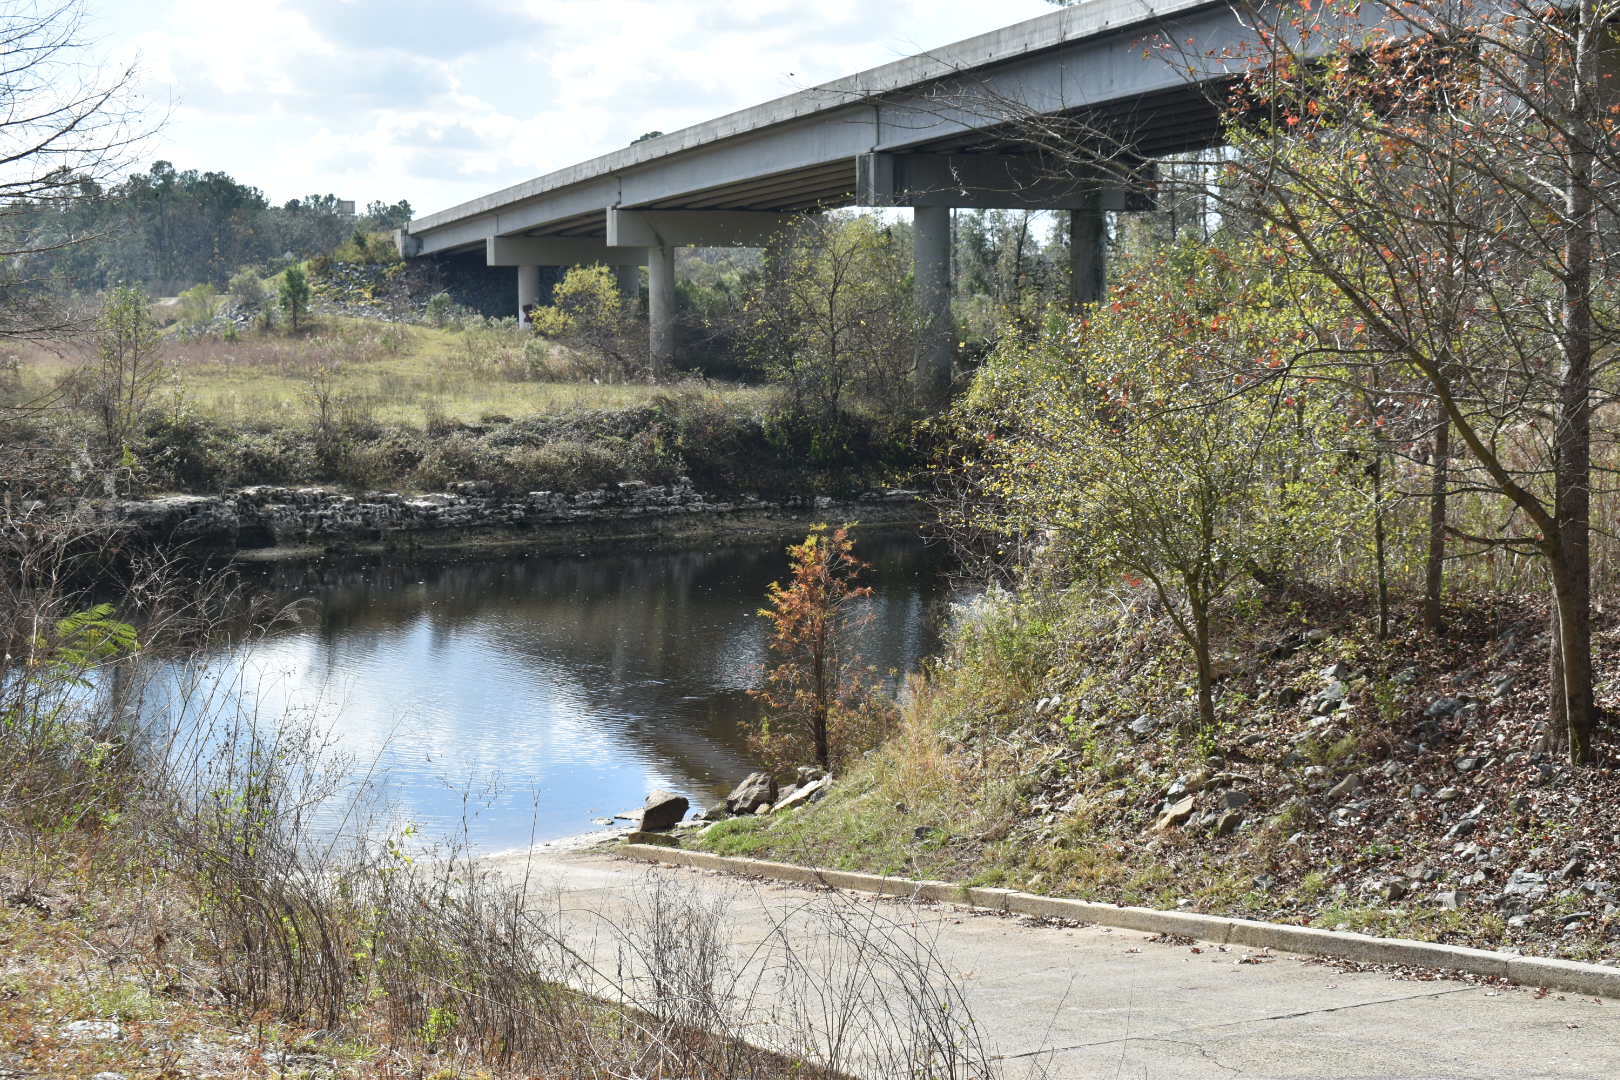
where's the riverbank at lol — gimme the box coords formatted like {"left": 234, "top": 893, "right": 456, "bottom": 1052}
{"left": 691, "top": 582, "right": 1620, "bottom": 969}
{"left": 89, "top": 480, "right": 925, "bottom": 560}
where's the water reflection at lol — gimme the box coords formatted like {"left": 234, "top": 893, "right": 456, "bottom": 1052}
{"left": 194, "top": 529, "right": 952, "bottom": 851}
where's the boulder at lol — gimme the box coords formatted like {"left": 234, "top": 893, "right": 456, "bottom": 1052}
{"left": 774, "top": 774, "right": 832, "bottom": 812}
{"left": 1326, "top": 774, "right": 1362, "bottom": 801}
{"left": 725, "top": 771, "right": 777, "bottom": 815}
{"left": 640, "top": 790, "right": 689, "bottom": 832}
{"left": 1152, "top": 795, "right": 1197, "bottom": 832}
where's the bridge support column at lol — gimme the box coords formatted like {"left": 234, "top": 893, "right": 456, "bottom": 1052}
{"left": 613, "top": 264, "right": 641, "bottom": 307}
{"left": 648, "top": 244, "right": 676, "bottom": 377}
{"left": 517, "top": 264, "right": 540, "bottom": 324}
{"left": 1070, "top": 200, "right": 1107, "bottom": 305}
{"left": 913, "top": 205, "right": 953, "bottom": 403}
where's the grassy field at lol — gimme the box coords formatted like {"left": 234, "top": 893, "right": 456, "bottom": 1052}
{"left": 15, "top": 316, "right": 770, "bottom": 429}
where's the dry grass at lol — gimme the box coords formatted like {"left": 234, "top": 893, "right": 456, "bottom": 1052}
{"left": 8, "top": 317, "right": 770, "bottom": 429}
{"left": 0, "top": 515, "right": 996, "bottom": 1080}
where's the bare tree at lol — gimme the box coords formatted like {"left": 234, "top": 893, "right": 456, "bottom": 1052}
{"left": 0, "top": 0, "right": 147, "bottom": 339}
{"left": 1194, "top": 0, "right": 1620, "bottom": 762}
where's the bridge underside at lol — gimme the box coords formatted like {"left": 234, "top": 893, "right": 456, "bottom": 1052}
{"left": 400, "top": 0, "right": 1249, "bottom": 394}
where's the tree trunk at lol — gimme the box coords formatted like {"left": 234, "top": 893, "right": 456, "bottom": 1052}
{"left": 1371, "top": 447, "right": 1390, "bottom": 641}
{"left": 1424, "top": 419, "right": 1449, "bottom": 634}
{"left": 812, "top": 629, "right": 830, "bottom": 768}
{"left": 1553, "top": 0, "right": 1598, "bottom": 764}
{"left": 1192, "top": 597, "right": 1216, "bottom": 730}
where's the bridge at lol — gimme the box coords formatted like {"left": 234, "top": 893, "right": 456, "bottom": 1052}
{"left": 396, "top": 0, "right": 1260, "bottom": 390}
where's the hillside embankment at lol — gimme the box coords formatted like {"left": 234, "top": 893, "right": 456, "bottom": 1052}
{"left": 697, "top": 583, "right": 1620, "bottom": 967}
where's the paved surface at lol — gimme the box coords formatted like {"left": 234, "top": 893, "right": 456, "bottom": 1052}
{"left": 489, "top": 848, "right": 1620, "bottom": 1079}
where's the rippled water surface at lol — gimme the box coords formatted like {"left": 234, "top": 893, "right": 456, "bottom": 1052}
{"left": 184, "top": 529, "right": 953, "bottom": 851}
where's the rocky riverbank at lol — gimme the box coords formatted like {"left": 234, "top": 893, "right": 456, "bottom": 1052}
{"left": 88, "top": 479, "right": 925, "bottom": 558}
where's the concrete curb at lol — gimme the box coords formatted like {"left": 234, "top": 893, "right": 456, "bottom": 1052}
{"left": 618, "top": 844, "right": 1620, "bottom": 1000}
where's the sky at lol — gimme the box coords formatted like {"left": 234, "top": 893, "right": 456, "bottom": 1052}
{"left": 91, "top": 0, "right": 1060, "bottom": 221}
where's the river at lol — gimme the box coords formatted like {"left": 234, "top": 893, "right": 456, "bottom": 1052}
{"left": 162, "top": 527, "right": 955, "bottom": 852}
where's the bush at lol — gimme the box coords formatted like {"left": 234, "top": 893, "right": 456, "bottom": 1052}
{"left": 530, "top": 265, "right": 647, "bottom": 382}
{"left": 139, "top": 410, "right": 234, "bottom": 492}
{"left": 175, "top": 283, "right": 220, "bottom": 335}
{"left": 424, "top": 291, "right": 461, "bottom": 329}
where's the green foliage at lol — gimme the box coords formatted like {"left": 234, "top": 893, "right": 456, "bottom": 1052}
{"left": 530, "top": 265, "right": 645, "bottom": 382}
{"left": 6, "top": 160, "right": 410, "bottom": 294}
{"left": 279, "top": 266, "right": 311, "bottom": 331}
{"left": 332, "top": 229, "right": 402, "bottom": 265}
{"left": 959, "top": 242, "right": 1355, "bottom": 725}
{"left": 90, "top": 284, "right": 167, "bottom": 468}
{"left": 744, "top": 214, "right": 918, "bottom": 427}
{"left": 424, "top": 291, "right": 459, "bottom": 329}
{"left": 175, "top": 282, "right": 220, "bottom": 334}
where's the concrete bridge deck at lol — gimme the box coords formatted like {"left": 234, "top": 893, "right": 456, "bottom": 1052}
{"left": 398, "top": 0, "right": 1271, "bottom": 382}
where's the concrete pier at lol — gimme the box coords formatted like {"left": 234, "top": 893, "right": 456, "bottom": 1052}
{"left": 913, "top": 204, "right": 953, "bottom": 402}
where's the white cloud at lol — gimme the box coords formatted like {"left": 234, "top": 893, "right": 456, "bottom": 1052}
{"left": 95, "top": 0, "right": 1059, "bottom": 215}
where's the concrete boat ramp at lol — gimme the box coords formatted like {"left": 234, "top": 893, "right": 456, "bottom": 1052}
{"left": 488, "top": 847, "right": 1620, "bottom": 1079}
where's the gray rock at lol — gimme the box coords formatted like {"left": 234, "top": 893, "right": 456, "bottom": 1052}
{"left": 61, "top": 1020, "right": 120, "bottom": 1040}
{"left": 1435, "top": 787, "right": 1461, "bottom": 801}
{"left": 1425, "top": 697, "right": 1464, "bottom": 718}
{"left": 1434, "top": 890, "right": 1460, "bottom": 910}
{"left": 1221, "top": 789, "right": 1251, "bottom": 810}
{"left": 725, "top": 771, "right": 777, "bottom": 815}
{"left": 774, "top": 774, "right": 831, "bottom": 812}
{"left": 1321, "top": 661, "right": 1351, "bottom": 680}
{"left": 1392, "top": 665, "right": 1420, "bottom": 685}
{"left": 1445, "top": 816, "right": 1478, "bottom": 841}
{"left": 1128, "top": 714, "right": 1158, "bottom": 736}
{"left": 1365, "top": 878, "right": 1407, "bottom": 902}
{"left": 640, "top": 790, "right": 690, "bottom": 832}
{"left": 1212, "top": 809, "right": 1244, "bottom": 837}
{"left": 1315, "top": 681, "right": 1349, "bottom": 712}
{"left": 1304, "top": 628, "right": 1329, "bottom": 643}
{"left": 795, "top": 765, "right": 827, "bottom": 785}
{"left": 1326, "top": 774, "right": 1362, "bottom": 801}
{"left": 1501, "top": 870, "right": 1549, "bottom": 910}
{"left": 1455, "top": 755, "right": 1484, "bottom": 773}
{"left": 1153, "top": 795, "right": 1198, "bottom": 831}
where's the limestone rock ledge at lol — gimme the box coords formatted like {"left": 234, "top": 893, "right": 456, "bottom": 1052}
{"left": 88, "top": 480, "right": 923, "bottom": 553}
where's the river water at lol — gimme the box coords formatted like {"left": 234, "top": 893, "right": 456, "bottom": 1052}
{"left": 176, "top": 528, "right": 954, "bottom": 852}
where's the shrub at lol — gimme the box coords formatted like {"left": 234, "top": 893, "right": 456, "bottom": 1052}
{"left": 424, "top": 291, "right": 458, "bottom": 329}
{"left": 750, "top": 524, "right": 891, "bottom": 771}
{"left": 280, "top": 266, "right": 311, "bottom": 330}
{"left": 175, "top": 282, "right": 220, "bottom": 335}
{"left": 530, "top": 265, "right": 647, "bottom": 382}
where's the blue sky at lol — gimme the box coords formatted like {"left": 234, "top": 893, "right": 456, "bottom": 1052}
{"left": 92, "top": 0, "right": 1059, "bottom": 218}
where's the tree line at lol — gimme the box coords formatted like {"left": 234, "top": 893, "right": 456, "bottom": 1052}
{"left": 2, "top": 160, "right": 411, "bottom": 297}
